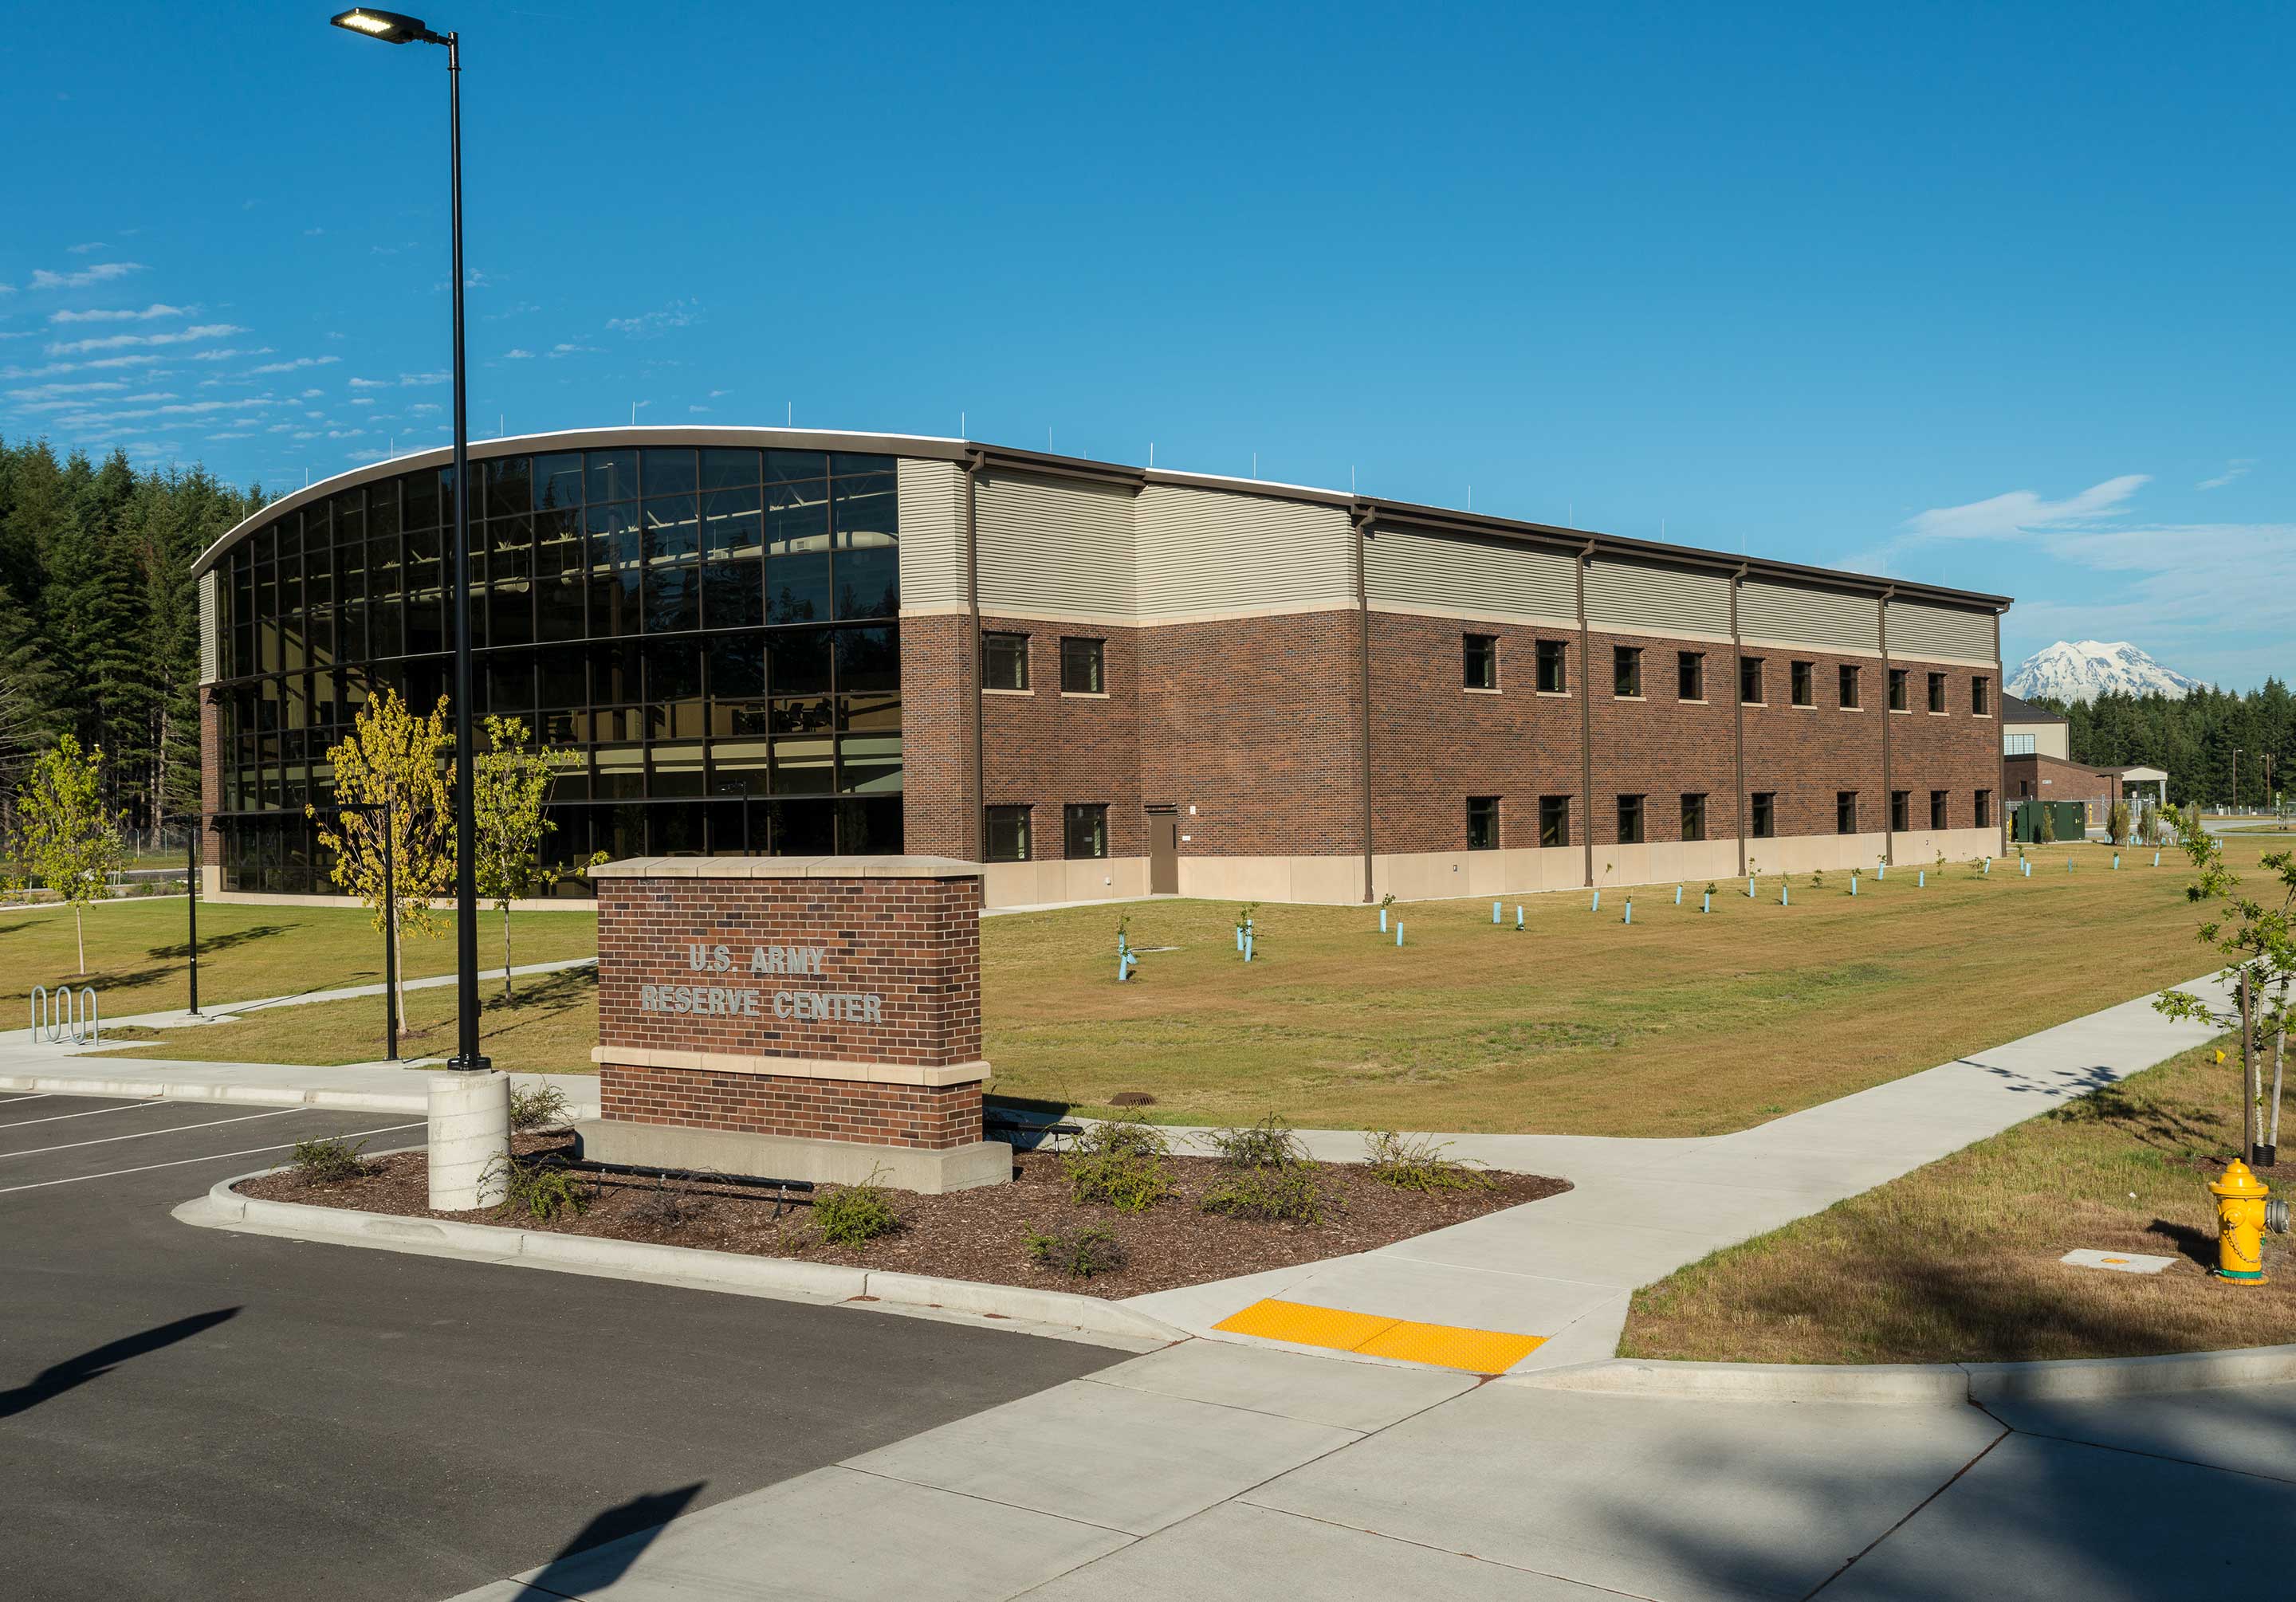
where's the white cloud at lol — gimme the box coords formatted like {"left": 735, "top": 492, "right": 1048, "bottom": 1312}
{"left": 49, "top": 304, "right": 187, "bottom": 324}
{"left": 708, "top": 388, "right": 732, "bottom": 398}
{"left": 6, "top": 379, "right": 128, "bottom": 401}
{"left": 606, "top": 300, "right": 699, "bottom": 336}
{"left": 399, "top": 371, "right": 450, "bottom": 387}
{"left": 349, "top": 397, "right": 375, "bottom": 406}
{"left": 503, "top": 348, "right": 534, "bottom": 359}
{"left": 246, "top": 355, "right": 341, "bottom": 374}
{"left": 1901, "top": 475, "right": 2151, "bottom": 542}
{"left": 348, "top": 376, "right": 389, "bottom": 389}
{"left": 45, "top": 322, "right": 246, "bottom": 356}
{"left": 29, "top": 261, "right": 147, "bottom": 290}
{"left": 546, "top": 342, "right": 596, "bottom": 358}
{"left": 407, "top": 402, "right": 441, "bottom": 414}
{"left": 2198, "top": 458, "right": 2255, "bottom": 492}
{"left": 689, "top": 405, "right": 711, "bottom": 414}
{"left": 188, "top": 347, "right": 269, "bottom": 363}
{"left": 66, "top": 241, "right": 107, "bottom": 254}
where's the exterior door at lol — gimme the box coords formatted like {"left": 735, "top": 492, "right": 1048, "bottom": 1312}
{"left": 1146, "top": 807, "right": 1178, "bottom": 894}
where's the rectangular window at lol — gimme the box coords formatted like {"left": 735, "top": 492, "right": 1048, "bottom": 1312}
{"left": 1613, "top": 646, "right": 1642, "bottom": 698}
{"left": 1838, "top": 664, "right": 1861, "bottom": 709}
{"left": 985, "top": 804, "right": 1031, "bottom": 862}
{"left": 1930, "top": 790, "right": 1948, "bottom": 830}
{"left": 1617, "top": 794, "right": 1645, "bottom": 845}
{"left": 982, "top": 631, "right": 1029, "bottom": 691}
{"left": 1740, "top": 656, "right": 1765, "bottom": 705}
{"left": 1928, "top": 671, "right": 1947, "bottom": 713}
{"left": 1889, "top": 667, "right": 1909, "bottom": 711}
{"left": 1972, "top": 676, "right": 1991, "bottom": 715}
{"left": 1751, "top": 791, "right": 1775, "bottom": 838}
{"left": 1060, "top": 636, "right": 1104, "bottom": 694}
{"left": 1681, "top": 792, "right": 1707, "bottom": 842}
{"left": 2006, "top": 732, "right": 2036, "bottom": 756}
{"left": 1890, "top": 789, "right": 1910, "bottom": 831}
{"left": 1467, "top": 795, "right": 1500, "bottom": 850}
{"left": 1536, "top": 639, "right": 1569, "bottom": 694}
{"left": 1539, "top": 794, "right": 1571, "bottom": 848}
{"left": 1837, "top": 791, "right": 1859, "bottom": 835}
{"left": 1791, "top": 661, "right": 1814, "bottom": 707}
{"left": 1063, "top": 803, "right": 1108, "bottom": 859}
{"left": 1976, "top": 788, "right": 1993, "bottom": 828}
{"left": 1677, "top": 651, "right": 1704, "bottom": 701}
{"left": 1464, "top": 634, "right": 1498, "bottom": 690}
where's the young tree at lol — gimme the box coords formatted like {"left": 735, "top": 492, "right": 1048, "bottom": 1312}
{"left": 309, "top": 690, "right": 455, "bottom": 1036}
{"left": 2154, "top": 804, "right": 2296, "bottom": 1164}
{"left": 2038, "top": 803, "right": 2058, "bottom": 846}
{"left": 2106, "top": 799, "right": 2130, "bottom": 846}
{"left": 472, "top": 714, "right": 600, "bottom": 997}
{"left": 16, "top": 733, "right": 129, "bottom": 975}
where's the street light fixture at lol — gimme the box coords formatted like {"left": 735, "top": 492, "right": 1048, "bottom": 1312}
{"left": 331, "top": 7, "right": 486, "bottom": 1074}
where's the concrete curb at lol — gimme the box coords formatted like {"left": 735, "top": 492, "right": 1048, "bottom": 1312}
{"left": 181, "top": 1168, "right": 1189, "bottom": 1346}
{"left": 0, "top": 1071, "right": 429, "bottom": 1113}
{"left": 1513, "top": 1345, "right": 2296, "bottom": 1404}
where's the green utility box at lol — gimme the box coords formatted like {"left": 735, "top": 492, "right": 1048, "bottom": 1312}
{"left": 2009, "top": 799, "right": 2087, "bottom": 844}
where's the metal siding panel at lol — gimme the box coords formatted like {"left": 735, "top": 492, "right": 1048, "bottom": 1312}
{"left": 1740, "top": 579, "right": 1882, "bottom": 652}
{"left": 1888, "top": 599, "right": 1996, "bottom": 662}
{"left": 1363, "top": 527, "right": 1578, "bottom": 621}
{"left": 894, "top": 457, "right": 967, "bottom": 611}
{"left": 198, "top": 569, "right": 220, "bottom": 685}
{"left": 1135, "top": 485, "right": 1354, "bottom": 616}
{"left": 977, "top": 472, "right": 1135, "bottom": 617}
{"left": 1584, "top": 558, "right": 1732, "bottom": 637}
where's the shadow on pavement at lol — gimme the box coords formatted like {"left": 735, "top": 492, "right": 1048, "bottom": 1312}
{"left": 0, "top": 1307, "right": 240, "bottom": 1420}
{"left": 512, "top": 1482, "right": 705, "bottom": 1599}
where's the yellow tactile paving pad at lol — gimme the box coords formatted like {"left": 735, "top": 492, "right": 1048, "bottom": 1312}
{"left": 1211, "top": 1298, "right": 1546, "bottom": 1374}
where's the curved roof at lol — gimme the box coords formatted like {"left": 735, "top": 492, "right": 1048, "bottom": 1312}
{"left": 193, "top": 424, "right": 2011, "bottom": 612}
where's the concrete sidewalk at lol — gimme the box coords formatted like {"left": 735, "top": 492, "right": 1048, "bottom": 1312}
{"left": 1124, "top": 972, "right": 2231, "bottom": 1372}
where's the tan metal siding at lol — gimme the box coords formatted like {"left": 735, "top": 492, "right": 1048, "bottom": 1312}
{"left": 198, "top": 569, "right": 219, "bottom": 685}
{"left": 894, "top": 457, "right": 968, "bottom": 612}
{"left": 1585, "top": 558, "right": 1732, "bottom": 638}
{"left": 1363, "top": 527, "right": 1578, "bottom": 622}
{"left": 976, "top": 471, "right": 1136, "bottom": 617}
{"left": 1887, "top": 598, "right": 1997, "bottom": 663}
{"left": 1135, "top": 484, "right": 1354, "bottom": 616}
{"left": 1740, "top": 579, "right": 1882, "bottom": 653}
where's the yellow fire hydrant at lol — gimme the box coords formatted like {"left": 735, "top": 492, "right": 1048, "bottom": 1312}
{"left": 2209, "top": 1160, "right": 2271, "bottom": 1284}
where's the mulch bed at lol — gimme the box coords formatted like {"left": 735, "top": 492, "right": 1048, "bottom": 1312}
{"left": 236, "top": 1133, "right": 1569, "bottom": 1300}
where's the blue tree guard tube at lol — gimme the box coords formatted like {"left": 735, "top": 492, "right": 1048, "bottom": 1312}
{"left": 1918, "top": 870, "right": 1925, "bottom": 888}
{"left": 1850, "top": 875, "right": 1858, "bottom": 896}
{"left": 1674, "top": 884, "right": 1684, "bottom": 905}
{"left": 1395, "top": 922, "right": 1404, "bottom": 947}
{"left": 1746, "top": 875, "right": 1756, "bottom": 897}
{"left": 1516, "top": 905, "right": 1524, "bottom": 929}
{"left": 1379, "top": 906, "right": 1388, "bottom": 933}
{"left": 1878, "top": 862, "right": 1886, "bottom": 880}
{"left": 1984, "top": 858, "right": 1991, "bottom": 874}
{"left": 1700, "top": 890, "right": 1712, "bottom": 913}
{"left": 1591, "top": 889, "right": 1602, "bottom": 913}
{"left": 1781, "top": 882, "right": 1791, "bottom": 906}
{"left": 1243, "top": 933, "right": 1254, "bottom": 963}
{"left": 2024, "top": 859, "right": 2031, "bottom": 877}
{"left": 2066, "top": 857, "right": 2073, "bottom": 873}
{"left": 2152, "top": 851, "right": 2160, "bottom": 868}
{"left": 1623, "top": 900, "right": 1633, "bottom": 925}
{"left": 2113, "top": 854, "right": 2121, "bottom": 870}
{"left": 1492, "top": 901, "right": 1501, "bottom": 925}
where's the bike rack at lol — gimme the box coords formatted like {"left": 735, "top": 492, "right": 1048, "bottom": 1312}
{"left": 29, "top": 984, "right": 100, "bottom": 1046}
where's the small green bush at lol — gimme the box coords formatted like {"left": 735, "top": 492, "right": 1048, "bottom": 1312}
{"left": 1063, "top": 1146, "right": 1177, "bottom": 1212}
{"left": 1024, "top": 1223, "right": 1127, "bottom": 1278}
{"left": 290, "top": 1136, "right": 371, "bottom": 1184}
{"left": 1076, "top": 1109, "right": 1171, "bottom": 1159}
{"left": 487, "top": 1154, "right": 592, "bottom": 1220}
{"left": 508, "top": 1083, "right": 574, "bottom": 1133}
{"left": 1207, "top": 1113, "right": 1308, "bottom": 1169}
{"left": 1201, "top": 1163, "right": 1329, "bottom": 1223}
{"left": 1363, "top": 1129, "right": 1494, "bottom": 1194}
{"left": 813, "top": 1172, "right": 900, "bottom": 1246}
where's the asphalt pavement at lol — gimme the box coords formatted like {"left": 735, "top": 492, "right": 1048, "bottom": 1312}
{"left": 0, "top": 1091, "right": 1122, "bottom": 1602}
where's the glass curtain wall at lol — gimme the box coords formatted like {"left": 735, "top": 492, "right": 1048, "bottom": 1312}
{"left": 211, "top": 443, "right": 902, "bottom": 893}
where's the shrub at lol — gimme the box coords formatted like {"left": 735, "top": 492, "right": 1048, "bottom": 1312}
{"left": 1363, "top": 1129, "right": 1494, "bottom": 1194}
{"left": 1024, "top": 1223, "right": 1127, "bottom": 1278}
{"left": 813, "top": 1171, "right": 900, "bottom": 1247}
{"left": 1201, "top": 1164, "right": 1329, "bottom": 1223}
{"left": 1207, "top": 1113, "right": 1307, "bottom": 1169}
{"left": 509, "top": 1082, "right": 574, "bottom": 1133}
{"left": 1076, "top": 1109, "right": 1171, "bottom": 1160}
{"left": 487, "top": 1154, "right": 592, "bottom": 1220}
{"left": 290, "top": 1135, "right": 371, "bottom": 1184}
{"left": 627, "top": 1181, "right": 708, "bottom": 1231}
{"left": 1063, "top": 1146, "right": 1177, "bottom": 1212}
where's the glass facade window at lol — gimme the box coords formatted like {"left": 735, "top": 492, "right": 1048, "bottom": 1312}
{"left": 1539, "top": 795, "right": 1570, "bottom": 848}
{"left": 1976, "top": 789, "right": 1993, "bottom": 828}
{"left": 1613, "top": 646, "right": 1641, "bottom": 698}
{"left": 1617, "top": 794, "right": 1645, "bottom": 844}
{"left": 1839, "top": 664, "right": 1861, "bottom": 709}
{"left": 985, "top": 805, "right": 1031, "bottom": 862}
{"left": 1928, "top": 672, "right": 1948, "bottom": 713}
{"left": 1467, "top": 795, "right": 1499, "bottom": 850}
{"left": 210, "top": 443, "right": 904, "bottom": 893}
{"left": 1931, "top": 790, "right": 1949, "bottom": 830}
{"left": 1681, "top": 792, "right": 1706, "bottom": 842}
{"left": 1536, "top": 639, "right": 1567, "bottom": 693}
{"left": 1751, "top": 791, "right": 1775, "bottom": 838}
{"left": 1889, "top": 668, "right": 1909, "bottom": 711}
{"left": 1740, "top": 657, "right": 1764, "bottom": 705}
{"left": 1064, "top": 803, "right": 1109, "bottom": 859}
{"left": 1972, "top": 676, "right": 1991, "bottom": 715}
{"left": 1791, "top": 661, "right": 1814, "bottom": 707}
{"left": 1464, "top": 634, "right": 1497, "bottom": 690}
{"left": 1837, "top": 791, "right": 1858, "bottom": 835}
{"left": 1060, "top": 637, "right": 1105, "bottom": 695}
{"left": 982, "top": 632, "right": 1029, "bottom": 690}
{"left": 1677, "top": 651, "right": 1703, "bottom": 701}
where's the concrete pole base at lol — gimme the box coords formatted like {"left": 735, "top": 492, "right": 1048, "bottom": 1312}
{"left": 427, "top": 1070, "right": 511, "bottom": 1211}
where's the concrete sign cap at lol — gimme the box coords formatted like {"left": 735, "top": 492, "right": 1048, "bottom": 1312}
{"left": 588, "top": 855, "right": 985, "bottom": 881}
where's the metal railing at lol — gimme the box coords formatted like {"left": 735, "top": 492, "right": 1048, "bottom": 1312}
{"left": 30, "top": 984, "right": 100, "bottom": 1046}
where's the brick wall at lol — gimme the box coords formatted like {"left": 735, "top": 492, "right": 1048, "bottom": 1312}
{"left": 977, "top": 614, "right": 1145, "bottom": 858}
{"left": 600, "top": 1063, "right": 981, "bottom": 1149}
{"left": 1588, "top": 630, "right": 1741, "bottom": 846}
{"left": 898, "top": 612, "right": 975, "bottom": 860}
{"left": 1739, "top": 647, "right": 1889, "bottom": 841}
{"left": 1889, "top": 658, "right": 2004, "bottom": 830}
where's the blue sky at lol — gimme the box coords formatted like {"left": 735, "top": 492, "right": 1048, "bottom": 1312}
{"left": 4, "top": 2, "right": 2289, "bottom": 685}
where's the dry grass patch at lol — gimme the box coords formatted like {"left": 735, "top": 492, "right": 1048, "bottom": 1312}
{"left": 1620, "top": 1037, "right": 2296, "bottom": 1364}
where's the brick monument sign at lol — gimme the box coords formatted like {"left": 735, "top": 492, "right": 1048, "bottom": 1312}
{"left": 577, "top": 856, "right": 1009, "bottom": 1193}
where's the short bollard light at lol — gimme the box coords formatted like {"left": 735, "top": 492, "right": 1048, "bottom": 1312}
{"left": 2209, "top": 1160, "right": 2274, "bottom": 1283}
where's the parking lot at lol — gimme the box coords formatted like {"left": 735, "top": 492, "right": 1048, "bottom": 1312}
{"left": 0, "top": 1090, "right": 1121, "bottom": 1601}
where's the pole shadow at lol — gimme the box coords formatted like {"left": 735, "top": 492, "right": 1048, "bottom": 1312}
{"left": 0, "top": 1307, "right": 240, "bottom": 1420}
{"left": 505, "top": 1483, "right": 706, "bottom": 1599}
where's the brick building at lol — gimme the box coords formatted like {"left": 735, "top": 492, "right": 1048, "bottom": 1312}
{"left": 192, "top": 427, "right": 2011, "bottom": 909}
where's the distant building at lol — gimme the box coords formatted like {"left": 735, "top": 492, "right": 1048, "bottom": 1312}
{"left": 1999, "top": 693, "right": 2069, "bottom": 760}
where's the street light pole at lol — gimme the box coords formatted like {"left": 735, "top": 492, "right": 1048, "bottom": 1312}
{"left": 332, "top": 6, "right": 486, "bottom": 1074}
{"left": 186, "top": 821, "right": 200, "bottom": 1018}
{"left": 2232, "top": 746, "right": 2243, "bottom": 813}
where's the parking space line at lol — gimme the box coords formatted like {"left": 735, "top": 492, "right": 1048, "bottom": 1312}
{"left": 0, "top": 1093, "right": 57, "bottom": 1105}
{"left": 0, "top": 1099, "right": 163, "bottom": 1130}
{"left": 0, "top": 1122, "right": 426, "bottom": 1196}
{"left": 0, "top": 1106, "right": 305, "bottom": 1160}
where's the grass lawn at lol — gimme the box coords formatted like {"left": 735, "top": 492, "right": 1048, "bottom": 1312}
{"left": 1618, "top": 1037, "right": 2294, "bottom": 1363}
{"left": 104, "top": 963, "right": 599, "bottom": 1075}
{"left": 977, "top": 835, "right": 2285, "bottom": 1136}
{"left": 2, "top": 895, "right": 596, "bottom": 1019}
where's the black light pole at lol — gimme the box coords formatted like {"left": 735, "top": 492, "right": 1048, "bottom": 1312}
{"left": 186, "top": 821, "right": 200, "bottom": 1018}
{"left": 332, "top": 7, "right": 487, "bottom": 1074}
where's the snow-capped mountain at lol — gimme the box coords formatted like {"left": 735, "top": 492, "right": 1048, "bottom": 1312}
{"left": 2007, "top": 641, "right": 2208, "bottom": 703}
